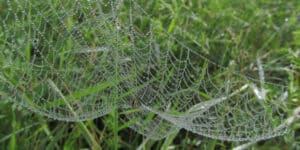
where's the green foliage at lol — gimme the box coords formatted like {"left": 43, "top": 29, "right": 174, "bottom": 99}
{"left": 0, "top": 0, "right": 300, "bottom": 149}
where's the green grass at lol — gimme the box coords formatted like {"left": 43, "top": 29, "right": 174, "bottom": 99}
{"left": 1, "top": 0, "right": 300, "bottom": 149}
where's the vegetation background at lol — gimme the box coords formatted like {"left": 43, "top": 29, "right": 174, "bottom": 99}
{"left": 0, "top": 0, "right": 300, "bottom": 149}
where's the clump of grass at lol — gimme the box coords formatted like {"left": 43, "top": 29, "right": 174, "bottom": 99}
{"left": 0, "top": 0, "right": 300, "bottom": 150}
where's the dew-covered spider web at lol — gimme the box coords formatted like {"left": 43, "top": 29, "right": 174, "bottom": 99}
{"left": 0, "top": 0, "right": 291, "bottom": 142}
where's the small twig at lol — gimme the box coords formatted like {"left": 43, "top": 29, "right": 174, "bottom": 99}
{"left": 137, "top": 137, "right": 150, "bottom": 150}
{"left": 47, "top": 79, "right": 102, "bottom": 150}
{"left": 252, "top": 57, "right": 268, "bottom": 100}
{"left": 47, "top": 79, "right": 76, "bottom": 116}
{"left": 73, "top": 47, "right": 110, "bottom": 54}
{"left": 257, "top": 57, "right": 265, "bottom": 87}
{"left": 188, "top": 84, "right": 249, "bottom": 114}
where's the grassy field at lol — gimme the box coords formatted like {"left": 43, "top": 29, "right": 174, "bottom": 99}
{"left": 1, "top": 0, "right": 300, "bottom": 150}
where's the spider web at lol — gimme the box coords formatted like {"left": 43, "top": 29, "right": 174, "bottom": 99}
{"left": 1, "top": 0, "right": 290, "bottom": 142}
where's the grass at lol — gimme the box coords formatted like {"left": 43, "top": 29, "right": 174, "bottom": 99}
{"left": 0, "top": 0, "right": 300, "bottom": 149}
